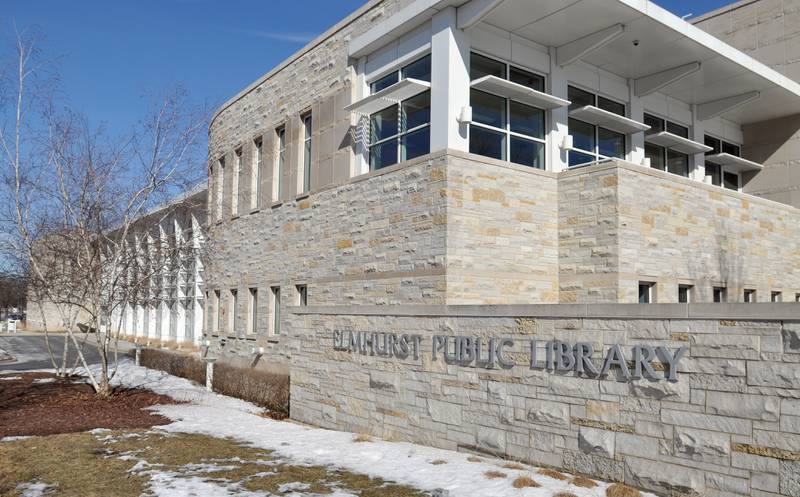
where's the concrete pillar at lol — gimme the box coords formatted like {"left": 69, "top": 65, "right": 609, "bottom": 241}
{"left": 691, "top": 103, "right": 706, "bottom": 182}
{"left": 430, "top": 7, "right": 470, "bottom": 153}
{"left": 628, "top": 78, "right": 645, "bottom": 166}
{"left": 548, "top": 47, "right": 569, "bottom": 172}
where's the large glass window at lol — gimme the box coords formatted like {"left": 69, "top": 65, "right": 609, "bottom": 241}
{"left": 704, "top": 134, "right": 741, "bottom": 190}
{"left": 568, "top": 86, "right": 626, "bottom": 167}
{"left": 469, "top": 53, "right": 546, "bottom": 169}
{"left": 644, "top": 113, "right": 691, "bottom": 178}
{"left": 368, "top": 55, "right": 431, "bottom": 171}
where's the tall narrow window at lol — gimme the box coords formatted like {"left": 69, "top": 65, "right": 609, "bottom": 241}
{"left": 251, "top": 138, "right": 262, "bottom": 210}
{"left": 229, "top": 289, "right": 238, "bottom": 334}
{"left": 713, "top": 286, "right": 726, "bottom": 303}
{"left": 296, "top": 285, "right": 307, "bottom": 306}
{"left": 368, "top": 55, "right": 431, "bottom": 171}
{"left": 771, "top": 291, "right": 782, "bottom": 302}
{"left": 568, "top": 86, "right": 626, "bottom": 167}
{"left": 232, "top": 148, "right": 242, "bottom": 216}
{"left": 796, "top": 293, "right": 800, "bottom": 303}
{"left": 270, "top": 286, "right": 281, "bottom": 335}
{"left": 468, "top": 53, "right": 546, "bottom": 169}
{"left": 644, "top": 114, "right": 690, "bottom": 177}
{"left": 275, "top": 127, "right": 286, "bottom": 200}
{"left": 248, "top": 287, "right": 258, "bottom": 335}
{"left": 214, "top": 289, "right": 221, "bottom": 333}
{"left": 216, "top": 158, "right": 225, "bottom": 220}
{"left": 744, "top": 289, "right": 756, "bottom": 303}
{"left": 302, "top": 114, "right": 312, "bottom": 193}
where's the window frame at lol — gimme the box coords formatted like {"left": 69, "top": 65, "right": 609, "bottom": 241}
{"left": 251, "top": 137, "right": 262, "bottom": 210}
{"left": 713, "top": 286, "right": 727, "bottom": 303}
{"left": 367, "top": 54, "right": 432, "bottom": 171}
{"left": 274, "top": 126, "right": 286, "bottom": 201}
{"left": 467, "top": 51, "right": 548, "bottom": 170}
{"left": 678, "top": 284, "right": 693, "bottom": 303}
{"left": 643, "top": 113, "right": 691, "bottom": 178}
{"left": 704, "top": 134, "right": 742, "bottom": 190}
{"left": 270, "top": 286, "right": 281, "bottom": 336}
{"left": 744, "top": 289, "right": 757, "bottom": 303}
{"left": 232, "top": 148, "right": 242, "bottom": 216}
{"left": 568, "top": 84, "right": 628, "bottom": 167}
{"left": 296, "top": 284, "right": 308, "bottom": 307}
{"left": 216, "top": 157, "right": 225, "bottom": 221}
{"left": 229, "top": 288, "right": 238, "bottom": 335}
{"left": 638, "top": 281, "right": 655, "bottom": 304}
{"left": 301, "top": 113, "right": 312, "bottom": 193}
{"left": 771, "top": 291, "right": 782, "bottom": 303}
{"left": 247, "top": 287, "right": 258, "bottom": 335}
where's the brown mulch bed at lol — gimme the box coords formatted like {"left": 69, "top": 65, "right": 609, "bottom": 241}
{"left": 0, "top": 372, "right": 179, "bottom": 437}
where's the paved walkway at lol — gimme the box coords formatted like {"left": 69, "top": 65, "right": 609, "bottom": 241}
{"left": 0, "top": 333, "right": 135, "bottom": 371}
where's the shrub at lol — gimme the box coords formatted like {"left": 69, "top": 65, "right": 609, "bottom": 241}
{"left": 139, "top": 349, "right": 290, "bottom": 417}
{"left": 212, "top": 362, "right": 290, "bottom": 417}
{"left": 140, "top": 348, "right": 205, "bottom": 385}
{"left": 512, "top": 476, "right": 539, "bottom": 488}
{"left": 538, "top": 468, "right": 568, "bottom": 480}
{"left": 606, "top": 483, "right": 642, "bottom": 497}
{"left": 484, "top": 470, "right": 507, "bottom": 479}
{"left": 571, "top": 475, "right": 597, "bottom": 488}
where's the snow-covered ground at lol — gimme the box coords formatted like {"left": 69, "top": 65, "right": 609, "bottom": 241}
{"left": 63, "top": 359, "right": 652, "bottom": 497}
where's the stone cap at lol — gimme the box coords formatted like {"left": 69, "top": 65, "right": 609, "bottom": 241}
{"left": 292, "top": 303, "right": 800, "bottom": 321}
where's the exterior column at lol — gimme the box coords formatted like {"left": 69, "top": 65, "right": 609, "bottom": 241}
{"left": 430, "top": 7, "right": 470, "bottom": 153}
{"left": 691, "top": 104, "right": 706, "bottom": 182}
{"left": 628, "top": 78, "right": 645, "bottom": 166}
{"left": 548, "top": 47, "right": 569, "bottom": 172}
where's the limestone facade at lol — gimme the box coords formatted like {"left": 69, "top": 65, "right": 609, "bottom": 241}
{"left": 289, "top": 304, "right": 800, "bottom": 497}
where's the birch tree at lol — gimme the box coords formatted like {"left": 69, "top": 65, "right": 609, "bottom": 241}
{"left": 0, "top": 29, "right": 208, "bottom": 396}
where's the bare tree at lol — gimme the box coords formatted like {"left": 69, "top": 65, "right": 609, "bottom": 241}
{"left": 0, "top": 29, "right": 208, "bottom": 396}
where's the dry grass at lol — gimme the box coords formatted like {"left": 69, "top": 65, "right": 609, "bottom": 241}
{"left": 430, "top": 459, "right": 448, "bottom": 465}
{"left": 554, "top": 493, "right": 578, "bottom": 497}
{"left": 501, "top": 462, "right": 526, "bottom": 470}
{"left": 512, "top": 476, "right": 540, "bottom": 489}
{"left": 607, "top": 483, "right": 643, "bottom": 497}
{"left": 0, "top": 430, "right": 428, "bottom": 497}
{"left": 571, "top": 475, "right": 598, "bottom": 488}
{"left": 484, "top": 470, "right": 507, "bottom": 479}
{"left": 538, "top": 468, "right": 568, "bottom": 480}
{"left": 353, "top": 434, "right": 373, "bottom": 443}
{"left": 467, "top": 456, "right": 483, "bottom": 463}
{"left": 140, "top": 348, "right": 206, "bottom": 385}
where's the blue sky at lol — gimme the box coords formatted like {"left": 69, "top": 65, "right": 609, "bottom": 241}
{"left": 3, "top": 0, "right": 732, "bottom": 141}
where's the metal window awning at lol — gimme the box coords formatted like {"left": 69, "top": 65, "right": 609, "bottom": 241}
{"left": 645, "top": 131, "right": 713, "bottom": 154}
{"left": 569, "top": 105, "right": 650, "bottom": 134}
{"left": 344, "top": 78, "right": 431, "bottom": 116}
{"left": 706, "top": 153, "right": 763, "bottom": 173}
{"left": 470, "top": 75, "right": 571, "bottom": 110}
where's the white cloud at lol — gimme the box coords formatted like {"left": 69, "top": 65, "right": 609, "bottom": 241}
{"left": 228, "top": 28, "right": 316, "bottom": 44}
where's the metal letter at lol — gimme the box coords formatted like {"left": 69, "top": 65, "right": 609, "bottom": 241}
{"left": 601, "top": 344, "right": 631, "bottom": 380}
{"left": 631, "top": 345, "right": 658, "bottom": 380}
{"left": 573, "top": 342, "right": 599, "bottom": 376}
{"left": 496, "top": 338, "right": 515, "bottom": 369}
{"left": 656, "top": 346, "right": 687, "bottom": 382}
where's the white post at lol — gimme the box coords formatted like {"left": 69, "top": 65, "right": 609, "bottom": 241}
{"left": 430, "top": 7, "right": 470, "bottom": 153}
{"left": 134, "top": 344, "right": 142, "bottom": 366}
{"left": 548, "top": 47, "right": 569, "bottom": 172}
{"left": 691, "top": 103, "right": 706, "bottom": 181}
{"left": 628, "top": 78, "right": 645, "bottom": 166}
{"left": 204, "top": 357, "right": 217, "bottom": 392}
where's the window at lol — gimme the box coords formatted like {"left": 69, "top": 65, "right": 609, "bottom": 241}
{"left": 296, "top": 285, "right": 308, "bottom": 306}
{"left": 251, "top": 138, "right": 262, "bottom": 210}
{"left": 214, "top": 289, "right": 221, "bottom": 333}
{"left": 275, "top": 127, "right": 286, "bottom": 200}
{"left": 568, "top": 86, "right": 626, "bottom": 167}
{"left": 229, "top": 289, "right": 238, "bottom": 334}
{"left": 644, "top": 114, "right": 690, "bottom": 177}
{"left": 713, "top": 286, "right": 726, "bottom": 303}
{"left": 638, "top": 282, "right": 655, "bottom": 304}
{"left": 744, "top": 289, "right": 756, "bottom": 303}
{"left": 248, "top": 288, "right": 258, "bottom": 335}
{"left": 771, "top": 291, "right": 782, "bottom": 303}
{"left": 369, "top": 55, "right": 431, "bottom": 171}
{"left": 796, "top": 293, "right": 800, "bottom": 303}
{"left": 216, "top": 158, "right": 225, "bottom": 220}
{"left": 678, "top": 285, "right": 693, "bottom": 303}
{"left": 232, "top": 148, "right": 242, "bottom": 216}
{"left": 468, "top": 53, "right": 546, "bottom": 169}
{"left": 705, "top": 135, "right": 741, "bottom": 190}
{"left": 302, "top": 113, "right": 312, "bottom": 193}
{"left": 270, "top": 286, "right": 281, "bottom": 336}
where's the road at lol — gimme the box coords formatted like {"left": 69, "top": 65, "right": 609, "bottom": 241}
{"left": 0, "top": 333, "right": 135, "bottom": 371}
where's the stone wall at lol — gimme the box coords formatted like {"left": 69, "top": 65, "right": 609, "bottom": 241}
{"left": 693, "top": 0, "right": 800, "bottom": 209}
{"left": 289, "top": 304, "right": 800, "bottom": 497}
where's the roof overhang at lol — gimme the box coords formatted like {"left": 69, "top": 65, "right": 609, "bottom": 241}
{"left": 350, "top": 0, "right": 800, "bottom": 125}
